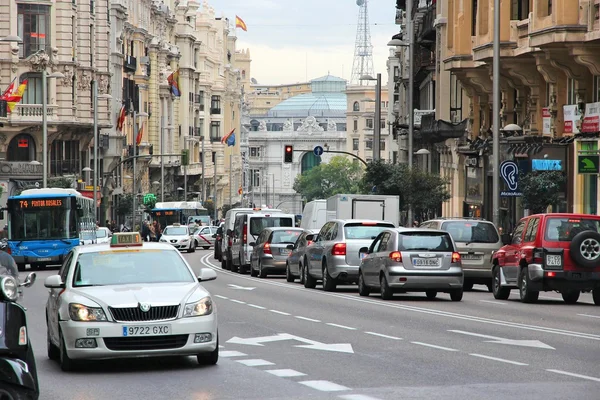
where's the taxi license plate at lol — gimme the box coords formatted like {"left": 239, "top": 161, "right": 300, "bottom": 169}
{"left": 461, "top": 254, "right": 482, "bottom": 260}
{"left": 122, "top": 325, "right": 171, "bottom": 337}
{"left": 546, "top": 255, "right": 562, "bottom": 267}
{"left": 413, "top": 258, "right": 441, "bottom": 267}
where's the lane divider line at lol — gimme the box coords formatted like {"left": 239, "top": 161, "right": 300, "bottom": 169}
{"left": 215, "top": 295, "right": 229, "bottom": 300}
{"left": 295, "top": 316, "right": 321, "bottom": 323}
{"left": 236, "top": 359, "right": 275, "bottom": 367}
{"left": 326, "top": 323, "right": 357, "bottom": 331}
{"left": 220, "top": 351, "right": 247, "bottom": 358}
{"left": 248, "top": 304, "right": 266, "bottom": 309}
{"left": 479, "top": 300, "right": 506, "bottom": 305}
{"left": 469, "top": 353, "right": 528, "bottom": 366}
{"left": 577, "top": 314, "right": 600, "bottom": 319}
{"left": 270, "top": 309, "right": 291, "bottom": 316}
{"left": 411, "top": 342, "right": 459, "bottom": 352}
{"left": 230, "top": 299, "right": 246, "bottom": 304}
{"left": 339, "top": 395, "right": 384, "bottom": 400}
{"left": 364, "top": 332, "right": 403, "bottom": 340}
{"left": 546, "top": 369, "right": 600, "bottom": 383}
{"left": 299, "top": 380, "right": 351, "bottom": 392}
{"left": 265, "top": 369, "right": 307, "bottom": 377}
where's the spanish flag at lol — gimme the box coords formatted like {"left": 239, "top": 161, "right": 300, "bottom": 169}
{"left": 116, "top": 104, "right": 127, "bottom": 132}
{"left": 167, "top": 69, "right": 181, "bottom": 97}
{"left": 5, "top": 80, "right": 28, "bottom": 113}
{"left": 235, "top": 15, "right": 247, "bottom": 32}
{"left": 136, "top": 121, "right": 145, "bottom": 146}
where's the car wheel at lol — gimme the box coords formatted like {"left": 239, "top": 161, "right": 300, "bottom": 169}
{"left": 593, "top": 289, "right": 600, "bottom": 305}
{"left": 299, "top": 262, "right": 305, "bottom": 285}
{"left": 221, "top": 257, "right": 228, "bottom": 270}
{"left": 561, "top": 290, "right": 580, "bottom": 304}
{"left": 450, "top": 289, "right": 463, "bottom": 302}
{"left": 304, "top": 258, "right": 317, "bottom": 289}
{"left": 226, "top": 255, "right": 233, "bottom": 271}
{"left": 519, "top": 267, "right": 539, "bottom": 303}
{"left": 285, "top": 262, "right": 294, "bottom": 282}
{"left": 59, "top": 329, "right": 77, "bottom": 372}
{"left": 380, "top": 274, "right": 393, "bottom": 300}
{"left": 47, "top": 319, "right": 59, "bottom": 360}
{"left": 258, "top": 260, "right": 267, "bottom": 278}
{"left": 463, "top": 281, "right": 474, "bottom": 291}
{"left": 197, "top": 335, "right": 219, "bottom": 366}
{"left": 426, "top": 290, "right": 438, "bottom": 299}
{"left": 188, "top": 243, "right": 195, "bottom": 253}
{"left": 322, "top": 262, "right": 336, "bottom": 292}
{"left": 492, "top": 266, "right": 511, "bottom": 300}
{"left": 358, "top": 272, "right": 370, "bottom": 297}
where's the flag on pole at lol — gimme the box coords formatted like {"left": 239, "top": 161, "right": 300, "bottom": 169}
{"left": 116, "top": 104, "right": 127, "bottom": 132}
{"left": 238, "top": 187, "right": 243, "bottom": 195}
{"left": 167, "top": 69, "right": 181, "bottom": 97}
{"left": 221, "top": 128, "right": 235, "bottom": 146}
{"left": 4, "top": 80, "right": 28, "bottom": 112}
{"left": 136, "top": 121, "right": 145, "bottom": 145}
{"left": 235, "top": 16, "right": 247, "bottom": 31}
{"left": 0, "top": 78, "right": 16, "bottom": 100}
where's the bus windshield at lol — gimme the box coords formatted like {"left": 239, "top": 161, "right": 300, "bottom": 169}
{"left": 10, "top": 207, "right": 77, "bottom": 240}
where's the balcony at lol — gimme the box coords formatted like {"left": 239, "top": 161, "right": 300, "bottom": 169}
{"left": 414, "top": 47, "right": 435, "bottom": 84}
{"left": 414, "top": 0, "right": 436, "bottom": 45}
{"left": 192, "top": 127, "right": 203, "bottom": 137}
{"left": 210, "top": 135, "right": 221, "bottom": 143}
{"left": 210, "top": 107, "right": 221, "bottom": 115}
{"left": 124, "top": 56, "right": 137, "bottom": 73}
{"left": 50, "top": 159, "right": 80, "bottom": 175}
{"left": 8, "top": 104, "right": 58, "bottom": 123}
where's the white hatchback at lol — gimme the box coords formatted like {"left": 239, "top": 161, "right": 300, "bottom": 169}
{"left": 44, "top": 232, "right": 219, "bottom": 371}
{"left": 160, "top": 224, "right": 196, "bottom": 253}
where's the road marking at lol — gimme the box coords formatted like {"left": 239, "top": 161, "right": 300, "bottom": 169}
{"left": 339, "top": 395, "right": 383, "bottom": 400}
{"left": 365, "top": 331, "right": 402, "bottom": 340}
{"left": 469, "top": 353, "right": 528, "bottom": 366}
{"left": 200, "top": 254, "right": 600, "bottom": 342}
{"left": 479, "top": 300, "right": 506, "bottom": 305}
{"left": 299, "top": 380, "right": 350, "bottom": 392}
{"left": 215, "top": 295, "right": 229, "bottom": 300}
{"left": 230, "top": 299, "right": 246, "bottom": 304}
{"left": 228, "top": 284, "right": 256, "bottom": 290}
{"left": 227, "top": 333, "right": 354, "bottom": 354}
{"left": 218, "top": 345, "right": 224, "bottom": 348}
{"left": 326, "top": 323, "right": 357, "bottom": 330}
{"left": 270, "top": 309, "right": 291, "bottom": 316}
{"left": 236, "top": 359, "right": 275, "bottom": 367}
{"left": 578, "top": 314, "right": 600, "bottom": 319}
{"left": 449, "top": 330, "right": 555, "bottom": 350}
{"left": 220, "top": 351, "right": 247, "bottom": 358}
{"left": 546, "top": 369, "right": 600, "bottom": 383}
{"left": 411, "top": 342, "right": 458, "bottom": 352}
{"left": 265, "top": 369, "right": 306, "bottom": 377}
{"left": 248, "top": 304, "right": 266, "bottom": 309}
{"left": 295, "top": 316, "right": 321, "bottom": 323}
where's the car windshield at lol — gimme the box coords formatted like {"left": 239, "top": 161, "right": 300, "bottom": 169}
{"left": 96, "top": 229, "right": 108, "bottom": 238}
{"left": 441, "top": 221, "right": 499, "bottom": 243}
{"left": 163, "top": 227, "right": 187, "bottom": 235}
{"left": 344, "top": 223, "right": 395, "bottom": 240}
{"left": 271, "top": 230, "right": 302, "bottom": 244}
{"left": 398, "top": 232, "right": 454, "bottom": 252}
{"left": 249, "top": 217, "right": 293, "bottom": 236}
{"left": 73, "top": 249, "right": 195, "bottom": 287}
{"left": 80, "top": 231, "right": 96, "bottom": 241}
{"left": 545, "top": 218, "right": 600, "bottom": 242}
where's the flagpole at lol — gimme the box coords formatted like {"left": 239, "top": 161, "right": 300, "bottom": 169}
{"left": 229, "top": 153, "right": 232, "bottom": 206}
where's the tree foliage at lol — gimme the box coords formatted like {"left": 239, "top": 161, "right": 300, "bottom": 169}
{"left": 519, "top": 170, "right": 566, "bottom": 214}
{"left": 203, "top": 199, "right": 215, "bottom": 218}
{"left": 115, "top": 194, "right": 133, "bottom": 217}
{"left": 293, "top": 156, "right": 364, "bottom": 202}
{"left": 361, "top": 161, "right": 451, "bottom": 220}
{"left": 49, "top": 177, "right": 75, "bottom": 189}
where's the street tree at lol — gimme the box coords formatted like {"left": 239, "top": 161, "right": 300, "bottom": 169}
{"left": 293, "top": 156, "right": 364, "bottom": 202}
{"left": 519, "top": 170, "right": 566, "bottom": 214}
{"left": 115, "top": 194, "right": 133, "bottom": 218}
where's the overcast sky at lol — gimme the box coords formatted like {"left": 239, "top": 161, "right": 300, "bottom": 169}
{"left": 210, "top": 0, "right": 399, "bottom": 85}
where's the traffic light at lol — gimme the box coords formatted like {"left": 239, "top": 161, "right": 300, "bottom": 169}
{"left": 284, "top": 145, "right": 293, "bottom": 163}
{"left": 181, "top": 149, "right": 189, "bottom": 166}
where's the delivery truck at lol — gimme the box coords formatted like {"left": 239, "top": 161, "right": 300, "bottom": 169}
{"left": 326, "top": 194, "right": 400, "bottom": 226}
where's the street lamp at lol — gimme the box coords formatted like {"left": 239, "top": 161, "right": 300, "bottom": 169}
{"left": 42, "top": 70, "right": 65, "bottom": 188}
{"left": 492, "top": 0, "right": 501, "bottom": 227}
{"left": 359, "top": 74, "right": 382, "bottom": 161}
{"left": 82, "top": 166, "right": 92, "bottom": 186}
{"left": 131, "top": 111, "right": 148, "bottom": 230}
{"left": 414, "top": 148, "right": 431, "bottom": 173}
{"left": 92, "top": 80, "right": 112, "bottom": 222}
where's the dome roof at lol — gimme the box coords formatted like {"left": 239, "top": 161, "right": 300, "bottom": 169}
{"left": 267, "top": 92, "right": 347, "bottom": 118}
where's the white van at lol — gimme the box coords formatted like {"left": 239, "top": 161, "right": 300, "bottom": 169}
{"left": 231, "top": 211, "right": 296, "bottom": 273}
{"left": 220, "top": 207, "right": 283, "bottom": 270}
{"left": 300, "top": 199, "right": 327, "bottom": 230}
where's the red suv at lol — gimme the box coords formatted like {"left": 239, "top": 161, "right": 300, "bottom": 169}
{"left": 492, "top": 213, "right": 600, "bottom": 305}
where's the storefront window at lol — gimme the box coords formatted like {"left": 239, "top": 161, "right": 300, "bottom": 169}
{"left": 582, "top": 141, "right": 598, "bottom": 215}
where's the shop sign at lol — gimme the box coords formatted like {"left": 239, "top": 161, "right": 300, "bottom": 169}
{"left": 414, "top": 109, "right": 435, "bottom": 128}
{"left": 577, "top": 155, "right": 600, "bottom": 174}
{"left": 542, "top": 108, "right": 551, "bottom": 135}
{"left": 563, "top": 105, "right": 580, "bottom": 134}
{"left": 582, "top": 102, "right": 600, "bottom": 133}
{"left": 532, "top": 159, "right": 562, "bottom": 171}
{"left": 500, "top": 161, "right": 522, "bottom": 197}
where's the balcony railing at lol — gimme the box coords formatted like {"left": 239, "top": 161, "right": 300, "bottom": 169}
{"left": 210, "top": 135, "right": 221, "bottom": 143}
{"left": 8, "top": 104, "right": 58, "bottom": 123}
{"left": 50, "top": 159, "right": 80, "bottom": 175}
{"left": 415, "top": 1, "right": 436, "bottom": 43}
{"left": 124, "top": 56, "right": 137, "bottom": 72}
{"left": 210, "top": 107, "right": 221, "bottom": 115}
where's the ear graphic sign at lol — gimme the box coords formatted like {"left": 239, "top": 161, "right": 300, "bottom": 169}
{"left": 500, "top": 161, "right": 519, "bottom": 191}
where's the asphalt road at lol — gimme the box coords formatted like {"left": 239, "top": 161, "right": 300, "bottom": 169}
{"left": 20, "top": 249, "right": 600, "bottom": 400}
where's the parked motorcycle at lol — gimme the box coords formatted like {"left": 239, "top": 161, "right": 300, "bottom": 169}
{"left": 0, "top": 270, "right": 39, "bottom": 400}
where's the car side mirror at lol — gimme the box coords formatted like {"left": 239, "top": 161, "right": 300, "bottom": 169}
{"left": 212, "top": 234, "right": 217, "bottom": 238}
{"left": 286, "top": 244, "right": 294, "bottom": 250}
{"left": 249, "top": 242, "right": 256, "bottom": 247}
{"left": 305, "top": 234, "right": 314, "bottom": 242}
{"left": 501, "top": 233, "right": 512, "bottom": 246}
{"left": 44, "top": 275, "right": 64, "bottom": 289}
{"left": 197, "top": 268, "right": 217, "bottom": 282}
{"left": 20, "top": 272, "right": 36, "bottom": 288}
{"left": 359, "top": 246, "right": 369, "bottom": 254}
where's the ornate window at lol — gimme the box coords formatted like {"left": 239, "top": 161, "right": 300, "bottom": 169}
{"left": 301, "top": 152, "right": 321, "bottom": 174}
{"left": 353, "top": 101, "right": 360, "bottom": 112}
{"left": 20, "top": 73, "right": 45, "bottom": 105}
{"left": 17, "top": 4, "right": 51, "bottom": 58}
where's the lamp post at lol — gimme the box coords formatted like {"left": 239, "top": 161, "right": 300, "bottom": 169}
{"left": 131, "top": 111, "right": 148, "bottom": 229}
{"left": 41, "top": 70, "right": 65, "bottom": 188}
{"left": 92, "top": 80, "right": 112, "bottom": 223}
{"left": 359, "top": 73, "right": 382, "bottom": 161}
{"left": 492, "top": 0, "right": 501, "bottom": 227}
{"left": 160, "top": 116, "right": 174, "bottom": 203}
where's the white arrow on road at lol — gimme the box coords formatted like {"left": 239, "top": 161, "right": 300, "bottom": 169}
{"left": 227, "top": 284, "right": 256, "bottom": 290}
{"left": 449, "top": 330, "right": 555, "bottom": 350}
{"left": 227, "top": 333, "right": 354, "bottom": 354}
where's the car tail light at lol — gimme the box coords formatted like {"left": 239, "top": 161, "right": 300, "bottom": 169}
{"left": 332, "top": 243, "right": 346, "bottom": 256}
{"left": 307, "top": 240, "right": 313, "bottom": 246}
{"left": 546, "top": 271, "right": 556, "bottom": 277}
{"left": 389, "top": 251, "right": 402, "bottom": 262}
{"left": 243, "top": 223, "right": 247, "bottom": 243}
{"left": 533, "top": 248, "right": 543, "bottom": 263}
{"left": 452, "top": 252, "right": 461, "bottom": 263}
{"left": 264, "top": 242, "right": 272, "bottom": 254}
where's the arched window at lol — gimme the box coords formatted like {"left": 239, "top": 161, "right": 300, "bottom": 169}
{"left": 20, "top": 72, "right": 45, "bottom": 104}
{"left": 301, "top": 152, "right": 321, "bottom": 174}
{"left": 353, "top": 101, "right": 360, "bottom": 112}
{"left": 242, "top": 70, "right": 246, "bottom": 79}
{"left": 7, "top": 133, "right": 36, "bottom": 161}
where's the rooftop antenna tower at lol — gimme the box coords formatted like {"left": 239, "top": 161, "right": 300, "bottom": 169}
{"left": 350, "top": 0, "right": 375, "bottom": 85}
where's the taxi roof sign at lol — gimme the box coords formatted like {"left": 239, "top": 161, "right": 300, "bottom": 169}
{"left": 110, "top": 232, "right": 143, "bottom": 247}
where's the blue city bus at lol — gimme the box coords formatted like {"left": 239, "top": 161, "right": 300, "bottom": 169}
{"left": 150, "top": 201, "right": 209, "bottom": 227}
{"left": 3, "top": 188, "right": 95, "bottom": 271}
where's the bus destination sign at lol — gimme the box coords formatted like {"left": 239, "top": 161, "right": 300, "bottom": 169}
{"left": 155, "top": 211, "right": 175, "bottom": 216}
{"left": 18, "top": 199, "right": 63, "bottom": 208}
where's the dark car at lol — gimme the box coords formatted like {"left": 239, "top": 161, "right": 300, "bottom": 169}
{"left": 213, "top": 223, "right": 224, "bottom": 261}
{"left": 250, "top": 227, "right": 304, "bottom": 278}
{"left": 285, "top": 229, "right": 319, "bottom": 283}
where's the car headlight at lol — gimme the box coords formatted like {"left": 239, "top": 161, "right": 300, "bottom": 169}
{"left": 69, "top": 303, "right": 107, "bottom": 322}
{"left": 0, "top": 276, "right": 18, "bottom": 301}
{"left": 184, "top": 296, "right": 213, "bottom": 317}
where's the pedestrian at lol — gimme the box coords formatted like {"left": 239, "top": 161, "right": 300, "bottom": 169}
{"left": 152, "top": 220, "right": 162, "bottom": 242}
{"left": 141, "top": 221, "right": 151, "bottom": 242}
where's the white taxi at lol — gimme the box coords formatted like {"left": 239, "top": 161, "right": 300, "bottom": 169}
{"left": 44, "top": 232, "right": 218, "bottom": 371}
{"left": 159, "top": 224, "right": 196, "bottom": 253}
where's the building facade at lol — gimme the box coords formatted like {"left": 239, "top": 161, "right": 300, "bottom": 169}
{"left": 246, "top": 81, "right": 312, "bottom": 116}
